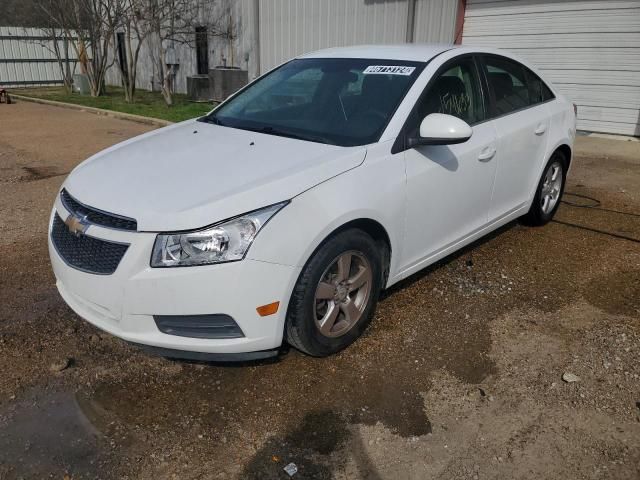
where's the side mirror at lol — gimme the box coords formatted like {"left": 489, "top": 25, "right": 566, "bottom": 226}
{"left": 409, "top": 113, "right": 473, "bottom": 147}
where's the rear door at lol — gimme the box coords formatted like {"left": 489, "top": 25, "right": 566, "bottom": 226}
{"left": 479, "top": 55, "right": 552, "bottom": 221}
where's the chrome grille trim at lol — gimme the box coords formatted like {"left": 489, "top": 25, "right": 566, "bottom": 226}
{"left": 60, "top": 189, "right": 138, "bottom": 232}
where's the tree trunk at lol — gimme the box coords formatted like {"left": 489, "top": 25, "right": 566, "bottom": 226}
{"left": 162, "top": 65, "right": 173, "bottom": 106}
{"left": 123, "top": 77, "right": 133, "bottom": 102}
{"left": 62, "top": 37, "right": 72, "bottom": 94}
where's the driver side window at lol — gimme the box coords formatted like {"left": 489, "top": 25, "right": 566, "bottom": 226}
{"left": 415, "top": 58, "right": 485, "bottom": 128}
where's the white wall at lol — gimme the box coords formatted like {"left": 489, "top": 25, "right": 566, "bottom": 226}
{"left": 105, "top": 0, "right": 459, "bottom": 95}
{"left": 413, "top": 0, "right": 459, "bottom": 43}
{"left": 258, "top": 0, "right": 459, "bottom": 74}
{"left": 105, "top": 0, "right": 255, "bottom": 94}
{"left": 462, "top": 0, "right": 640, "bottom": 136}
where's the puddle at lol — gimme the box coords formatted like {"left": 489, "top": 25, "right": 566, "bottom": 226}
{"left": 584, "top": 269, "right": 640, "bottom": 316}
{"left": 0, "top": 389, "right": 111, "bottom": 478}
{"left": 88, "top": 351, "right": 437, "bottom": 437}
{"left": 241, "top": 410, "right": 350, "bottom": 479}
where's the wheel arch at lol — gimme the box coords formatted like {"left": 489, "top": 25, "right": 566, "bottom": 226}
{"left": 555, "top": 143, "right": 572, "bottom": 169}
{"left": 528, "top": 142, "right": 573, "bottom": 206}
{"left": 306, "top": 217, "right": 393, "bottom": 288}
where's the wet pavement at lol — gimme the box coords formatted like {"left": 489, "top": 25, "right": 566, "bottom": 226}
{"left": 0, "top": 102, "right": 639, "bottom": 479}
{"left": 0, "top": 389, "right": 107, "bottom": 478}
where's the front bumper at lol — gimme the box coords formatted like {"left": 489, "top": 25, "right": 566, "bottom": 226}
{"left": 48, "top": 200, "right": 300, "bottom": 355}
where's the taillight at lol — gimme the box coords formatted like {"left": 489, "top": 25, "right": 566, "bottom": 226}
{"left": 573, "top": 103, "right": 578, "bottom": 115}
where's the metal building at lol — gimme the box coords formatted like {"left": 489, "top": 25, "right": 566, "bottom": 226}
{"left": 257, "top": 0, "right": 459, "bottom": 73}
{"left": 461, "top": 0, "right": 640, "bottom": 136}
{"left": 105, "top": 0, "right": 461, "bottom": 95}
{"left": 3, "top": 0, "right": 637, "bottom": 136}
{"left": 120, "top": 0, "right": 637, "bottom": 137}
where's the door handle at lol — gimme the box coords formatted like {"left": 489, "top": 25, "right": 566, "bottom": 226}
{"left": 534, "top": 124, "right": 547, "bottom": 135}
{"left": 478, "top": 146, "right": 496, "bottom": 162}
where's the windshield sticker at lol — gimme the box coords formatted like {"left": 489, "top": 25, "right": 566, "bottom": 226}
{"left": 363, "top": 65, "right": 416, "bottom": 76}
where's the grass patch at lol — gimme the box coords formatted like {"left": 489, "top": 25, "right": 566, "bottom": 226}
{"left": 9, "top": 86, "right": 213, "bottom": 122}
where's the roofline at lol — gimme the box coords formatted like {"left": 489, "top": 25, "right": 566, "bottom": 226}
{"left": 297, "top": 43, "right": 457, "bottom": 62}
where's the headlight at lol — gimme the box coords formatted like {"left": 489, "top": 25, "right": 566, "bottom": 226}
{"left": 151, "top": 202, "right": 287, "bottom": 267}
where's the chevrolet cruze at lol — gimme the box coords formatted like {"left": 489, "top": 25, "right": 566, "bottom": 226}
{"left": 49, "top": 45, "right": 576, "bottom": 359}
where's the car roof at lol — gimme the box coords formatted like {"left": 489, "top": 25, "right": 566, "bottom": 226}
{"left": 296, "top": 44, "right": 550, "bottom": 86}
{"left": 298, "top": 44, "right": 459, "bottom": 62}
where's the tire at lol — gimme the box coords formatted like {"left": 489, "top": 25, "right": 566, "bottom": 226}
{"left": 285, "top": 228, "right": 384, "bottom": 357}
{"left": 522, "top": 150, "right": 567, "bottom": 226}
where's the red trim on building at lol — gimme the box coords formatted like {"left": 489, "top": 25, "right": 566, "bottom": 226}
{"left": 454, "top": 0, "right": 467, "bottom": 44}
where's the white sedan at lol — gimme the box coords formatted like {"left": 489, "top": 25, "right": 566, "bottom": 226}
{"left": 49, "top": 45, "right": 576, "bottom": 359}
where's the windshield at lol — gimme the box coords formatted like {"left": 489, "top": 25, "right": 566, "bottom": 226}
{"left": 202, "top": 58, "right": 425, "bottom": 147}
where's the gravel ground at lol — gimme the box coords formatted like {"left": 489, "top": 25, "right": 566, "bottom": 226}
{"left": 0, "top": 102, "right": 638, "bottom": 480}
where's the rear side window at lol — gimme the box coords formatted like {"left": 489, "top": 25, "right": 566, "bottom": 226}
{"left": 482, "top": 55, "right": 531, "bottom": 116}
{"left": 525, "top": 68, "right": 555, "bottom": 104}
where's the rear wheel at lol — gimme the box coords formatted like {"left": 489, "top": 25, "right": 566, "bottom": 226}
{"left": 286, "top": 229, "right": 383, "bottom": 357}
{"left": 522, "top": 151, "right": 567, "bottom": 226}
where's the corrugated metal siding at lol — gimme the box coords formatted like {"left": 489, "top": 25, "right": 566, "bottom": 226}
{"left": 103, "top": 0, "right": 458, "bottom": 95}
{"left": 414, "top": 0, "right": 459, "bottom": 43}
{"left": 462, "top": 0, "right": 640, "bottom": 136}
{"left": 105, "top": 0, "right": 256, "bottom": 94}
{"left": 259, "top": 0, "right": 409, "bottom": 73}
{"left": 0, "top": 26, "right": 79, "bottom": 87}
{"left": 105, "top": 34, "right": 155, "bottom": 92}
{"left": 258, "top": 0, "right": 457, "bottom": 73}
{"left": 235, "top": 0, "right": 258, "bottom": 78}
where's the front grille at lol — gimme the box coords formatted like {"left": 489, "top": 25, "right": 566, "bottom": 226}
{"left": 61, "top": 189, "right": 137, "bottom": 231}
{"left": 51, "top": 213, "right": 129, "bottom": 275}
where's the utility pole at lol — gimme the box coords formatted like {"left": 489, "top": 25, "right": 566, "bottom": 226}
{"left": 406, "top": 0, "right": 416, "bottom": 43}
{"left": 252, "top": 0, "right": 261, "bottom": 78}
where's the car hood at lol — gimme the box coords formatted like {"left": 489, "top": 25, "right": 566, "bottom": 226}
{"left": 63, "top": 120, "right": 366, "bottom": 231}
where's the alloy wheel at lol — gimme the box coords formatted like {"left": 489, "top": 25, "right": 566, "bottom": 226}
{"left": 313, "top": 250, "right": 373, "bottom": 338}
{"left": 540, "top": 161, "right": 563, "bottom": 214}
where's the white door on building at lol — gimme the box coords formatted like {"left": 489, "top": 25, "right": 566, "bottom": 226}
{"left": 462, "top": 0, "right": 640, "bottom": 137}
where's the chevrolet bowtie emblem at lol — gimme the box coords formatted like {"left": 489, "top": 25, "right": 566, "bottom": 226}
{"left": 65, "top": 213, "right": 89, "bottom": 236}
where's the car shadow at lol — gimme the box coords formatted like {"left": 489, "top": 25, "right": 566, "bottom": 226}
{"left": 415, "top": 144, "right": 459, "bottom": 172}
{"left": 381, "top": 219, "right": 518, "bottom": 299}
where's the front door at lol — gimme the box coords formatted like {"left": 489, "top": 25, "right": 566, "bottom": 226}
{"left": 400, "top": 56, "right": 498, "bottom": 272}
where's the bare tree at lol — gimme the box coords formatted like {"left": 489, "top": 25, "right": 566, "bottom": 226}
{"left": 41, "top": 0, "right": 125, "bottom": 96}
{"left": 38, "top": 0, "right": 234, "bottom": 104}
{"left": 10, "top": 1, "right": 75, "bottom": 93}
{"left": 108, "top": 0, "right": 197, "bottom": 105}
{"left": 142, "top": 0, "right": 234, "bottom": 106}
{"left": 46, "top": 27, "right": 76, "bottom": 94}
{"left": 23, "top": 22, "right": 76, "bottom": 94}
{"left": 144, "top": 0, "right": 197, "bottom": 106}
{"left": 110, "top": 0, "right": 152, "bottom": 102}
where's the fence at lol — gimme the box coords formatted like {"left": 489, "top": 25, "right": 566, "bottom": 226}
{"left": 0, "top": 26, "right": 78, "bottom": 88}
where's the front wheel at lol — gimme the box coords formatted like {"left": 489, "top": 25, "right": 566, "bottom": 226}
{"left": 285, "top": 229, "right": 383, "bottom": 357}
{"left": 522, "top": 151, "right": 567, "bottom": 226}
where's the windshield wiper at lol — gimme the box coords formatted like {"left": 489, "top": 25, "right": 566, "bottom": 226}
{"left": 197, "top": 115, "right": 225, "bottom": 126}
{"left": 252, "top": 126, "right": 334, "bottom": 145}
{"left": 198, "top": 118, "right": 334, "bottom": 145}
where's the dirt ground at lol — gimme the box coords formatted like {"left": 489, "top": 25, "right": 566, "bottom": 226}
{"left": 0, "top": 101, "right": 638, "bottom": 480}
